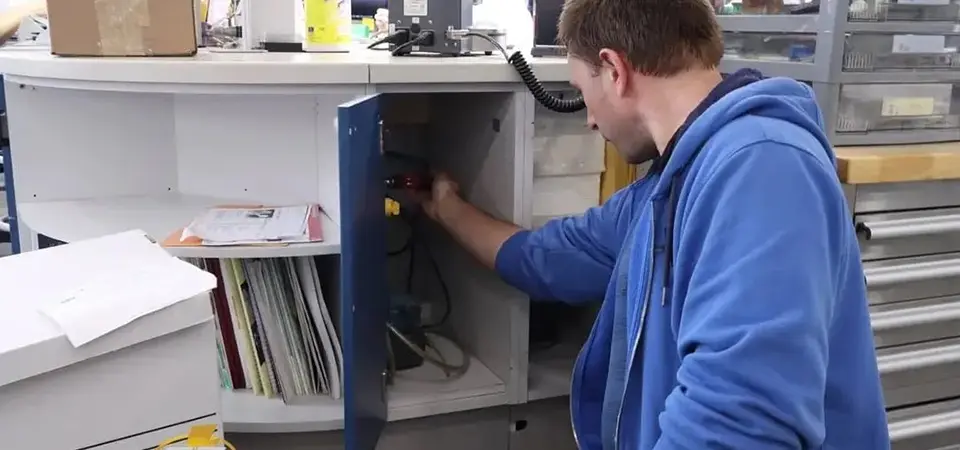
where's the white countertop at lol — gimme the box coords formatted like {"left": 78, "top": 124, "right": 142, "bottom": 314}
{"left": 0, "top": 48, "right": 571, "bottom": 89}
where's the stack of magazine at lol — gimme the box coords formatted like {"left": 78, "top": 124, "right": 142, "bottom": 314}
{"left": 192, "top": 256, "right": 343, "bottom": 404}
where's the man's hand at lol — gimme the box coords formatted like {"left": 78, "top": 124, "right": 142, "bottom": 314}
{"left": 28, "top": 0, "right": 47, "bottom": 16}
{"left": 16, "top": 0, "right": 47, "bottom": 17}
{"left": 422, "top": 172, "right": 462, "bottom": 225}
{"left": 0, "top": 0, "right": 47, "bottom": 45}
{"left": 418, "top": 171, "right": 520, "bottom": 270}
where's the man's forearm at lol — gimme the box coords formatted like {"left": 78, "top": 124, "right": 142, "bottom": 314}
{"left": 0, "top": 2, "right": 45, "bottom": 45}
{"left": 437, "top": 197, "right": 522, "bottom": 270}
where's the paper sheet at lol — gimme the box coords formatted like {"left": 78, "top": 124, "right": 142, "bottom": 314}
{"left": 0, "top": 230, "right": 216, "bottom": 349}
{"left": 40, "top": 256, "right": 216, "bottom": 347}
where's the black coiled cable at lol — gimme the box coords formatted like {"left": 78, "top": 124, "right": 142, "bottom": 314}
{"left": 507, "top": 51, "right": 585, "bottom": 113}
{"left": 463, "top": 32, "right": 586, "bottom": 114}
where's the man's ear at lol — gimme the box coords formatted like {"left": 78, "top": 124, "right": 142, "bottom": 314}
{"left": 597, "top": 48, "right": 630, "bottom": 96}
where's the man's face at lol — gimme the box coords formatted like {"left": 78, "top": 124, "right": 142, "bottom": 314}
{"left": 569, "top": 53, "right": 659, "bottom": 164}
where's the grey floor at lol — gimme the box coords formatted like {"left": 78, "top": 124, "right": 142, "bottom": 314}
{"left": 227, "top": 397, "right": 578, "bottom": 450}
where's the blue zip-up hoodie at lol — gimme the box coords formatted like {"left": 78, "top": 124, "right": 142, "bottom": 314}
{"left": 495, "top": 72, "right": 890, "bottom": 449}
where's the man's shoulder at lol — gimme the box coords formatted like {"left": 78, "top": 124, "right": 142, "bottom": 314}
{"left": 696, "top": 115, "right": 834, "bottom": 175}
{"left": 714, "top": 114, "right": 825, "bottom": 151}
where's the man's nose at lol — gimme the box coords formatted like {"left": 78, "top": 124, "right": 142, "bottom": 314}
{"left": 586, "top": 115, "right": 598, "bottom": 131}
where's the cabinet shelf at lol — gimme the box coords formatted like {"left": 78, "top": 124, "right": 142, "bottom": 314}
{"left": 16, "top": 193, "right": 342, "bottom": 258}
{"left": 222, "top": 349, "right": 506, "bottom": 433}
{"left": 527, "top": 340, "right": 579, "bottom": 402}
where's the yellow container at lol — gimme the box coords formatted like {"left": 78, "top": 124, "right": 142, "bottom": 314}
{"left": 303, "top": 0, "right": 353, "bottom": 52}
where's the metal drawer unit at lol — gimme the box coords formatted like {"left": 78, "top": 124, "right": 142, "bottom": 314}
{"left": 888, "top": 398, "right": 960, "bottom": 450}
{"left": 858, "top": 207, "right": 960, "bottom": 260}
{"left": 849, "top": 180, "right": 960, "bottom": 427}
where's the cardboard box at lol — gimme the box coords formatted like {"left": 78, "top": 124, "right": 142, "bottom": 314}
{"left": 46, "top": 0, "right": 199, "bottom": 56}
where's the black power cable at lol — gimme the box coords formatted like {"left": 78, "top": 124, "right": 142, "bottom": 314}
{"left": 508, "top": 52, "right": 585, "bottom": 113}
{"left": 385, "top": 199, "right": 452, "bottom": 328}
{"left": 391, "top": 31, "right": 435, "bottom": 56}
{"left": 367, "top": 30, "right": 410, "bottom": 51}
{"left": 464, "top": 32, "right": 586, "bottom": 113}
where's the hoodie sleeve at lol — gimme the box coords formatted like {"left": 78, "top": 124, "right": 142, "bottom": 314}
{"left": 493, "top": 187, "right": 633, "bottom": 303}
{"left": 655, "top": 141, "right": 843, "bottom": 450}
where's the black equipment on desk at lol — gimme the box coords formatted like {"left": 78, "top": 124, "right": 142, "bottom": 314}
{"left": 531, "top": 0, "right": 566, "bottom": 57}
{"left": 353, "top": 0, "right": 386, "bottom": 18}
{"left": 382, "top": 0, "right": 585, "bottom": 113}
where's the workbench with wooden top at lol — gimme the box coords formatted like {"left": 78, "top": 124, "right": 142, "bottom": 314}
{"left": 835, "top": 142, "right": 960, "bottom": 450}
{"left": 600, "top": 142, "right": 960, "bottom": 450}
{"left": 837, "top": 143, "right": 960, "bottom": 186}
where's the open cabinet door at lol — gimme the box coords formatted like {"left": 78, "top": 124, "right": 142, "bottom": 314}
{"left": 1, "top": 78, "right": 20, "bottom": 254}
{"left": 338, "top": 95, "right": 389, "bottom": 450}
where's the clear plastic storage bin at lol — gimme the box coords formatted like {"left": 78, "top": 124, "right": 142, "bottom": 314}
{"left": 844, "top": 33, "right": 960, "bottom": 71}
{"left": 533, "top": 135, "right": 605, "bottom": 177}
{"left": 715, "top": 0, "right": 817, "bottom": 15}
{"left": 532, "top": 174, "right": 602, "bottom": 218}
{"left": 534, "top": 93, "right": 606, "bottom": 177}
{"left": 836, "top": 82, "right": 960, "bottom": 133}
{"left": 723, "top": 32, "right": 817, "bottom": 63}
{"left": 848, "top": 0, "right": 960, "bottom": 22}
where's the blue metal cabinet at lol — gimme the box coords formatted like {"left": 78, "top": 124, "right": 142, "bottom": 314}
{"left": 337, "top": 94, "right": 390, "bottom": 450}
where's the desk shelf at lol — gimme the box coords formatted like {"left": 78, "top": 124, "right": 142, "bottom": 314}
{"left": 17, "top": 194, "right": 342, "bottom": 258}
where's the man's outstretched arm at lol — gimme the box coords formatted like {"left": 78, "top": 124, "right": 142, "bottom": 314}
{"left": 0, "top": 1, "right": 46, "bottom": 46}
{"left": 426, "top": 173, "right": 632, "bottom": 303}
{"left": 655, "top": 142, "right": 845, "bottom": 449}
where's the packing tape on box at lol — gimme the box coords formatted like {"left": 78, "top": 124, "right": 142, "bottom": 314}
{"left": 94, "top": 0, "right": 150, "bottom": 55}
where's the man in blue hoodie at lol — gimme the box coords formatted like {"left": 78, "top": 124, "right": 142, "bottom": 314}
{"left": 421, "top": 0, "right": 890, "bottom": 448}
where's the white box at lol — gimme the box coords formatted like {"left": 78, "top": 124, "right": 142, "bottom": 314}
{"left": 0, "top": 234, "right": 221, "bottom": 450}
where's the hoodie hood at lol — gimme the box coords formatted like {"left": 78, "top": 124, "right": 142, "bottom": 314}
{"left": 649, "top": 70, "right": 835, "bottom": 311}
{"left": 652, "top": 70, "right": 833, "bottom": 189}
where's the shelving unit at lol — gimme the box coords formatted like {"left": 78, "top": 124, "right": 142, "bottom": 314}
{"left": 718, "top": 0, "right": 960, "bottom": 146}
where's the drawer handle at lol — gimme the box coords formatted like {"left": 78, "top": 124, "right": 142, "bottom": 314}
{"left": 865, "top": 258, "right": 960, "bottom": 288}
{"left": 872, "top": 301, "right": 960, "bottom": 331}
{"left": 857, "top": 214, "right": 960, "bottom": 241}
{"left": 889, "top": 408, "right": 960, "bottom": 442}
{"left": 878, "top": 342, "right": 960, "bottom": 374}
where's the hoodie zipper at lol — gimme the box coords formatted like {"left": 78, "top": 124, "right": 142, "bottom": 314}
{"left": 569, "top": 332, "right": 586, "bottom": 448}
{"left": 570, "top": 301, "right": 604, "bottom": 449}
{"left": 614, "top": 210, "right": 657, "bottom": 449}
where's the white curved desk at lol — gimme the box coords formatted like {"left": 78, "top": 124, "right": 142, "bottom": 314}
{"left": 0, "top": 48, "right": 583, "bottom": 442}
{"left": 0, "top": 48, "right": 571, "bottom": 93}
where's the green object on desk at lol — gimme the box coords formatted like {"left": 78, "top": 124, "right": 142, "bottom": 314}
{"left": 352, "top": 22, "right": 370, "bottom": 39}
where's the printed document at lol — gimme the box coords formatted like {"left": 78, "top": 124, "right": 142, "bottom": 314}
{"left": 182, "top": 205, "right": 319, "bottom": 246}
